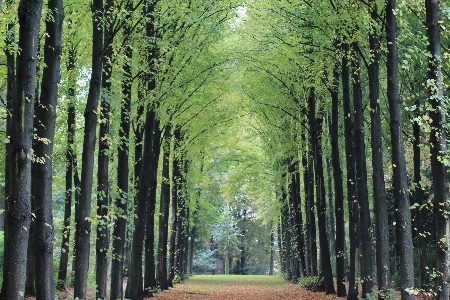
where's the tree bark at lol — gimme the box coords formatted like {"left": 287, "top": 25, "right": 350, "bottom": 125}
{"left": 170, "top": 127, "right": 183, "bottom": 282}
{"left": 326, "top": 158, "right": 335, "bottom": 260}
{"left": 2, "top": 2, "right": 15, "bottom": 233}
{"left": 142, "top": 113, "right": 162, "bottom": 296}
{"left": 342, "top": 42, "right": 359, "bottom": 300}
{"left": 330, "top": 60, "right": 346, "bottom": 297}
{"left": 95, "top": 0, "right": 114, "bottom": 297}
{"left": 386, "top": 1, "right": 415, "bottom": 299}
{"left": 126, "top": 108, "right": 159, "bottom": 300}
{"left": 174, "top": 144, "right": 187, "bottom": 277}
{"left": 32, "top": 0, "right": 63, "bottom": 297}
{"left": 351, "top": 42, "right": 373, "bottom": 298}
{"left": 304, "top": 133, "right": 318, "bottom": 277}
{"left": 157, "top": 124, "right": 172, "bottom": 290}
{"left": 74, "top": 0, "right": 103, "bottom": 297}
{"left": 27, "top": 44, "right": 42, "bottom": 298}
{"left": 301, "top": 142, "right": 311, "bottom": 276}
{"left": 367, "top": 3, "right": 391, "bottom": 296}
{"left": 293, "top": 161, "right": 306, "bottom": 277}
{"left": 110, "top": 3, "right": 133, "bottom": 298}
{"left": 289, "top": 161, "right": 300, "bottom": 280}
{"left": 425, "top": 1, "right": 450, "bottom": 298}
{"left": 57, "top": 46, "right": 77, "bottom": 290}
{"left": 412, "top": 106, "right": 428, "bottom": 290}
{"left": 309, "top": 88, "right": 335, "bottom": 294}
{"left": 1, "top": 0, "right": 43, "bottom": 298}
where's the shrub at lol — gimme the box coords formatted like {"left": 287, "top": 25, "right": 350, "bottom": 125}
{"left": 298, "top": 276, "right": 323, "bottom": 292}
{"left": 361, "top": 289, "right": 399, "bottom": 300}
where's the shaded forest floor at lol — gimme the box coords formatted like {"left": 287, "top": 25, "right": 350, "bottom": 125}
{"left": 150, "top": 275, "right": 344, "bottom": 300}
{"left": 149, "top": 275, "right": 433, "bottom": 300}
{"left": 25, "top": 275, "right": 433, "bottom": 299}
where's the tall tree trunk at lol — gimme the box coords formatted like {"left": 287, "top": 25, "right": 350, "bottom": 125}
{"left": 269, "top": 231, "right": 275, "bottom": 275}
{"left": 305, "top": 139, "right": 317, "bottom": 277}
{"left": 128, "top": 92, "right": 144, "bottom": 279}
{"left": 386, "top": 1, "right": 415, "bottom": 299}
{"left": 412, "top": 104, "right": 428, "bottom": 290}
{"left": 342, "top": 43, "right": 359, "bottom": 300}
{"left": 25, "top": 193, "right": 36, "bottom": 297}
{"left": 126, "top": 108, "right": 158, "bottom": 300}
{"left": 70, "top": 162, "right": 81, "bottom": 286}
{"left": 32, "top": 0, "right": 63, "bottom": 297}
{"left": 140, "top": 2, "right": 160, "bottom": 295}
{"left": 425, "top": 1, "right": 450, "bottom": 298}
{"left": 2, "top": 1, "right": 15, "bottom": 233}
{"left": 174, "top": 146, "right": 186, "bottom": 277}
{"left": 330, "top": 60, "right": 346, "bottom": 297}
{"left": 143, "top": 114, "right": 161, "bottom": 296}
{"left": 294, "top": 162, "right": 306, "bottom": 277}
{"left": 27, "top": 45, "right": 42, "bottom": 298}
{"left": 170, "top": 127, "right": 182, "bottom": 282}
{"left": 351, "top": 42, "right": 373, "bottom": 297}
{"left": 1, "top": 0, "right": 43, "bottom": 299}
{"left": 57, "top": 46, "right": 77, "bottom": 290}
{"left": 309, "top": 88, "right": 335, "bottom": 294}
{"left": 74, "top": 0, "right": 103, "bottom": 297}
{"left": 157, "top": 124, "right": 172, "bottom": 291}
{"left": 413, "top": 112, "right": 428, "bottom": 290}
{"left": 279, "top": 180, "right": 289, "bottom": 276}
{"left": 301, "top": 143, "right": 311, "bottom": 276}
{"left": 110, "top": 4, "right": 133, "bottom": 298}
{"left": 289, "top": 161, "right": 300, "bottom": 280}
{"left": 96, "top": 0, "right": 114, "bottom": 297}
{"left": 326, "top": 158, "right": 335, "bottom": 260}
{"left": 368, "top": 2, "right": 391, "bottom": 295}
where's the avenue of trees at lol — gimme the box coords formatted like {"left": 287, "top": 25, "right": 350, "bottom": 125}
{"left": 0, "top": 0, "right": 450, "bottom": 300}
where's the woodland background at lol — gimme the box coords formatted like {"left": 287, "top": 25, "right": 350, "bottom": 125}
{"left": 0, "top": 0, "right": 450, "bottom": 300}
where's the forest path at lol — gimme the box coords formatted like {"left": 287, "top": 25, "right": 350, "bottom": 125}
{"left": 150, "top": 274, "right": 341, "bottom": 300}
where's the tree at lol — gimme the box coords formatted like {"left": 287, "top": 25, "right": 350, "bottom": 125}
{"left": 110, "top": 2, "right": 134, "bottom": 298}
{"left": 157, "top": 124, "right": 172, "bottom": 291}
{"left": 57, "top": 44, "right": 77, "bottom": 290}
{"left": 425, "top": 0, "right": 450, "bottom": 298}
{"left": 95, "top": 0, "right": 114, "bottom": 297}
{"left": 212, "top": 204, "right": 242, "bottom": 274}
{"left": 309, "top": 87, "right": 335, "bottom": 295}
{"left": 386, "top": 1, "right": 415, "bottom": 298}
{"left": 330, "top": 60, "right": 346, "bottom": 297}
{"left": 342, "top": 42, "right": 359, "bottom": 300}
{"left": 32, "top": 0, "right": 64, "bottom": 297}
{"left": 1, "top": 0, "right": 43, "bottom": 299}
{"left": 73, "top": 0, "right": 103, "bottom": 297}
{"left": 368, "top": 0, "right": 391, "bottom": 295}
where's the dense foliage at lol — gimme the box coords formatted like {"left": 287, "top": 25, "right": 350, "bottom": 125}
{"left": 0, "top": 0, "right": 450, "bottom": 299}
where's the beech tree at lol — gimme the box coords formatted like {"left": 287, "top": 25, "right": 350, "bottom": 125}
{"left": 1, "top": 0, "right": 43, "bottom": 299}
{"left": 426, "top": 1, "right": 450, "bottom": 298}
{"left": 32, "top": 0, "right": 64, "bottom": 298}
{"left": 73, "top": 0, "right": 103, "bottom": 297}
{"left": 386, "top": 1, "right": 415, "bottom": 298}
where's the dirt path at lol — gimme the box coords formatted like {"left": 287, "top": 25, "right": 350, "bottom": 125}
{"left": 149, "top": 275, "right": 342, "bottom": 300}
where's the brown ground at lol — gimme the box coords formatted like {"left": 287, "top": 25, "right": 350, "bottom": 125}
{"left": 26, "top": 275, "right": 433, "bottom": 299}
{"left": 150, "top": 275, "right": 344, "bottom": 300}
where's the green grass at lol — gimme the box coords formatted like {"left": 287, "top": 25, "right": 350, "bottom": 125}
{"left": 186, "top": 275, "right": 288, "bottom": 286}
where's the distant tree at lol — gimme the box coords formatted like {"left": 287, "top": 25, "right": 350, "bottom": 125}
{"left": 212, "top": 203, "right": 242, "bottom": 274}
{"left": 193, "top": 249, "right": 217, "bottom": 274}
